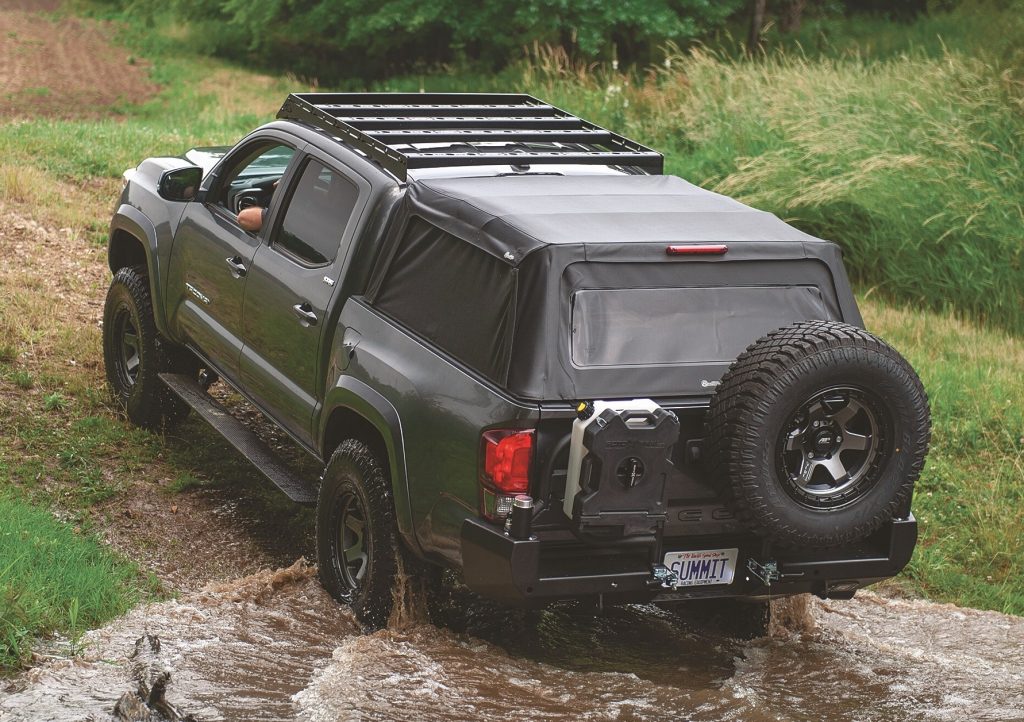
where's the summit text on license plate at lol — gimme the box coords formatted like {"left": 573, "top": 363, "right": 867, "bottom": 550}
{"left": 664, "top": 548, "right": 739, "bottom": 587}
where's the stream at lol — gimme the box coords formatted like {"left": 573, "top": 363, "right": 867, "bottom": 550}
{"left": 2, "top": 560, "right": 1022, "bottom": 722}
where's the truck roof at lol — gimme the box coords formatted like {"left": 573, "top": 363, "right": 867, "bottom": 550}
{"left": 404, "top": 173, "right": 821, "bottom": 263}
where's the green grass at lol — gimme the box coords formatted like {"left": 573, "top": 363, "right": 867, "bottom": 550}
{"left": 862, "top": 297, "right": 1024, "bottom": 613}
{"left": 0, "top": 493, "right": 145, "bottom": 670}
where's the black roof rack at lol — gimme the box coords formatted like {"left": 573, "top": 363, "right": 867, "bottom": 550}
{"left": 276, "top": 92, "right": 664, "bottom": 181}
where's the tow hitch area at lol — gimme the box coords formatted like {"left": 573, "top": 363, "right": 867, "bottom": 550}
{"left": 648, "top": 564, "right": 679, "bottom": 590}
{"left": 563, "top": 399, "right": 679, "bottom": 541}
{"left": 745, "top": 557, "right": 805, "bottom": 587}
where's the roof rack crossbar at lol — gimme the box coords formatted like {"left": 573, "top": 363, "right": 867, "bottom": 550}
{"left": 318, "top": 104, "right": 558, "bottom": 118}
{"left": 404, "top": 150, "right": 664, "bottom": 172}
{"left": 276, "top": 92, "right": 664, "bottom": 180}
{"left": 284, "top": 92, "right": 544, "bottom": 105}
{"left": 365, "top": 129, "right": 614, "bottom": 144}
{"left": 332, "top": 116, "right": 585, "bottom": 130}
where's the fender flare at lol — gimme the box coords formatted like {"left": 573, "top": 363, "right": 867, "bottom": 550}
{"left": 320, "top": 376, "right": 423, "bottom": 557}
{"left": 108, "top": 205, "right": 170, "bottom": 336}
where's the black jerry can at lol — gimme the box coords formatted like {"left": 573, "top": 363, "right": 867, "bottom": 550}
{"left": 571, "top": 407, "right": 679, "bottom": 540}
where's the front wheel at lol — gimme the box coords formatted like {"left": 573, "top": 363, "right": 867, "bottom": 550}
{"left": 102, "top": 266, "right": 190, "bottom": 430}
{"left": 317, "top": 439, "right": 412, "bottom": 628}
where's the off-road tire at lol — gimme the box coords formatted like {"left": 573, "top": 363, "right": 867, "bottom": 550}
{"left": 103, "top": 266, "right": 190, "bottom": 431}
{"left": 705, "top": 321, "right": 930, "bottom": 549}
{"left": 317, "top": 439, "right": 408, "bottom": 628}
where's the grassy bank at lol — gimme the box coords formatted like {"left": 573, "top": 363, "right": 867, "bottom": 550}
{"left": 0, "top": 3, "right": 1021, "bottom": 676}
{"left": 0, "top": 494, "right": 143, "bottom": 669}
{"left": 863, "top": 297, "right": 1024, "bottom": 612}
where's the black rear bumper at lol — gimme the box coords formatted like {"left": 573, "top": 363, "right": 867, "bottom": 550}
{"left": 460, "top": 515, "right": 917, "bottom": 607}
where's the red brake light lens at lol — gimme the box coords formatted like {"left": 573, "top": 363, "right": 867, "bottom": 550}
{"left": 666, "top": 244, "right": 729, "bottom": 256}
{"left": 481, "top": 429, "right": 534, "bottom": 494}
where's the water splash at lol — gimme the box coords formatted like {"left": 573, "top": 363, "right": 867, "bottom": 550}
{"left": 3, "top": 570, "right": 1023, "bottom": 722}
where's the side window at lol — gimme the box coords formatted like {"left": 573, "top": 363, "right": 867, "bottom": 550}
{"left": 272, "top": 159, "right": 359, "bottom": 266}
{"left": 215, "top": 143, "right": 295, "bottom": 214}
{"left": 371, "top": 217, "right": 517, "bottom": 383}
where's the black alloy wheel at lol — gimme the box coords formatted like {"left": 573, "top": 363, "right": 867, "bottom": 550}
{"left": 110, "top": 305, "right": 142, "bottom": 390}
{"left": 705, "top": 321, "right": 930, "bottom": 549}
{"left": 776, "top": 386, "right": 888, "bottom": 510}
{"left": 331, "top": 489, "right": 370, "bottom": 601}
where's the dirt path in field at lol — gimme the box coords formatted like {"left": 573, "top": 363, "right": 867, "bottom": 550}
{"left": 0, "top": 205, "right": 316, "bottom": 593}
{"left": 0, "top": 1, "right": 157, "bottom": 118}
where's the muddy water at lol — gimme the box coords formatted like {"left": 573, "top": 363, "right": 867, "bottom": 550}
{"left": 2, "top": 565, "right": 1023, "bottom": 722}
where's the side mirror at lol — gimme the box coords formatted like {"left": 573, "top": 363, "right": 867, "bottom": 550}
{"left": 158, "top": 166, "right": 203, "bottom": 202}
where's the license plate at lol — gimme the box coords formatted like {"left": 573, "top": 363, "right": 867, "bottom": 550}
{"left": 664, "top": 548, "right": 739, "bottom": 587}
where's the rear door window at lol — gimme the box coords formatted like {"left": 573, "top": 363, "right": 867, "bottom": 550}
{"left": 272, "top": 159, "right": 359, "bottom": 266}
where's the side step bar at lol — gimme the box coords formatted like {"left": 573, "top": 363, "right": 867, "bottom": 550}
{"left": 159, "top": 373, "right": 317, "bottom": 505}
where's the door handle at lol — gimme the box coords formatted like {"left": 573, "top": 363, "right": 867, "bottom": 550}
{"left": 292, "top": 303, "right": 318, "bottom": 327}
{"left": 225, "top": 256, "right": 247, "bottom": 278}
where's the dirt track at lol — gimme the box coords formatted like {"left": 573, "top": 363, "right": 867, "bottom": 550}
{"left": 0, "top": 1, "right": 157, "bottom": 118}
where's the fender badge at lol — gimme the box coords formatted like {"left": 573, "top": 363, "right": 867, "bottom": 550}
{"left": 323, "top": 276, "right": 335, "bottom": 286}
{"left": 185, "top": 282, "right": 210, "bottom": 305}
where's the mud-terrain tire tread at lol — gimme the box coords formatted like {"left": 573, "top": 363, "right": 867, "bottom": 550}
{"left": 705, "top": 321, "right": 930, "bottom": 548}
{"left": 102, "top": 266, "right": 190, "bottom": 431}
{"left": 317, "top": 439, "right": 403, "bottom": 629}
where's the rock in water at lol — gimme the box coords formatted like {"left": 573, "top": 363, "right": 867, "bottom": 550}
{"left": 112, "top": 635, "right": 197, "bottom": 722}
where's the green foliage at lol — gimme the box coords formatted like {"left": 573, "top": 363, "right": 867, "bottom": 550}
{"left": 515, "top": 8, "right": 1024, "bottom": 335}
{"left": 861, "top": 298, "right": 1024, "bottom": 615}
{"left": 125, "top": 0, "right": 743, "bottom": 80}
{"left": 0, "top": 493, "right": 143, "bottom": 671}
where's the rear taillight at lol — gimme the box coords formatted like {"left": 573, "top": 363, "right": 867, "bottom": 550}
{"left": 479, "top": 429, "right": 534, "bottom": 522}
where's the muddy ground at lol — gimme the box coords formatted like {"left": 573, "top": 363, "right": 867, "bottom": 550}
{"left": 0, "top": 0, "right": 157, "bottom": 119}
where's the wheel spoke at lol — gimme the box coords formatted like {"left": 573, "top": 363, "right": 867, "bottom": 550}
{"left": 830, "top": 399, "right": 862, "bottom": 427}
{"left": 122, "top": 331, "right": 139, "bottom": 353}
{"left": 343, "top": 515, "right": 364, "bottom": 556}
{"left": 839, "top": 431, "right": 871, "bottom": 452}
{"left": 820, "top": 455, "right": 849, "bottom": 483}
{"left": 350, "top": 552, "right": 368, "bottom": 581}
{"left": 797, "top": 457, "right": 816, "bottom": 486}
{"left": 784, "top": 429, "right": 802, "bottom": 452}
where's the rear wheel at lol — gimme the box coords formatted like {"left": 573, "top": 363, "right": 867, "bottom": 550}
{"left": 317, "top": 439, "right": 420, "bottom": 628}
{"left": 103, "top": 266, "right": 190, "bottom": 430}
{"left": 705, "top": 321, "right": 930, "bottom": 548}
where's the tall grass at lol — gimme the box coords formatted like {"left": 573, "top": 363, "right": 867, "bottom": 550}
{"left": 518, "top": 43, "right": 1024, "bottom": 336}
{"left": 862, "top": 296, "right": 1024, "bottom": 613}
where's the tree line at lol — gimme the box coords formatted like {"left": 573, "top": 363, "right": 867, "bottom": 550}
{"left": 123, "top": 0, "right": 934, "bottom": 81}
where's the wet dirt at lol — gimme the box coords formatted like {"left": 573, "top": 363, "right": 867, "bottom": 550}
{"left": 2, "top": 569, "right": 1022, "bottom": 721}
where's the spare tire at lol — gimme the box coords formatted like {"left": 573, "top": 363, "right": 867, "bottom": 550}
{"left": 705, "top": 321, "right": 930, "bottom": 548}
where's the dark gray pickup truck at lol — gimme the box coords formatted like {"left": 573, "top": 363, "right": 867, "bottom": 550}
{"left": 103, "top": 93, "right": 930, "bottom": 632}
